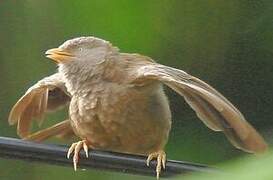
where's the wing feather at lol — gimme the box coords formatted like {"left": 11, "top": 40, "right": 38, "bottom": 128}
{"left": 9, "top": 73, "right": 71, "bottom": 138}
{"left": 24, "top": 119, "right": 72, "bottom": 142}
{"left": 133, "top": 63, "right": 268, "bottom": 153}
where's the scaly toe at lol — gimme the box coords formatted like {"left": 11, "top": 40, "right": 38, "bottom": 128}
{"left": 146, "top": 152, "right": 157, "bottom": 166}
{"left": 66, "top": 140, "right": 91, "bottom": 171}
{"left": 67, "top": 142, "right": 77, "bottom": 159}
{"left": 146, "top": 150, "right": 167, "bottom": 180}
{"left": 83, "top": 140, "right": 89, "bottom": 158}
{"left": 73, "top": 141, "right": 84, "bottom": 171}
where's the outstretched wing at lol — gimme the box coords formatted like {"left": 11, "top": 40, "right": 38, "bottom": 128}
{"left": 9, "top": 73, "right": 71, "bottom": 138}
{"left": 132, "top": 62, "right": 268, "bottom": 153}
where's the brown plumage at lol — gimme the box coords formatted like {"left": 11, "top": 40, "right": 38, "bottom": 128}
{"left": 9, "top": 36, "right": 268, "bottom": 179}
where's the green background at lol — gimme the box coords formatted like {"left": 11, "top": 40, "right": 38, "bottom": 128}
{"left": 0, "top": 1, "right": 272, "bottom": 180}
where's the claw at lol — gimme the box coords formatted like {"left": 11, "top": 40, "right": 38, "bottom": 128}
{"left": 66, "top": 140, "right": 90, "bottom": 171}
{"left": 146, "top": 150, "right": 166, "bottom": 180}
{"left": 83, "top": 142, "right": 89, "bottom": 158}
{"left": 67, "top": 143, "right": 77, "bottom": 159}
{"left": 146, "top": 155, "right": 152, "bottom": 166}
{"left": 161, "top": 154, "right": 166, "bottom": 169}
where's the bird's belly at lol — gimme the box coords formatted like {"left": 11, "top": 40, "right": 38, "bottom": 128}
{"left": 70, "top": 84, "right": 172, "bottom": 155}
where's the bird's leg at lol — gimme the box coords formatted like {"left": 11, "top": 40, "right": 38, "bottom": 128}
{"left": 67, "top": 140, "right": 90, "bottom": 171}
{"left": 146, "top": 150, "right": 166, "bottom": 179}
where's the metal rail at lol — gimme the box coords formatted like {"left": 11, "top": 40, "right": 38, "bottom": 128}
{"left": 0, "top": 137, "right": 219, "bottom": 178}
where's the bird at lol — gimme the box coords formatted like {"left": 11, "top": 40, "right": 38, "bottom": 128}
{"left": 9, "top": 36, "right": 268, "bottom": 179}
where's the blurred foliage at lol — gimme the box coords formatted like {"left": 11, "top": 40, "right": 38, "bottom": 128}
{"left": 0, "top": 0, "right": 272, "bottom": 180}
{"left": 180, "top": 151, "right": 273, "bottom": 180}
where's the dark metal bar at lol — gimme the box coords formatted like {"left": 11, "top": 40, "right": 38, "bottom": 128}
{"left": 0, "top": 137, "right": 219, "bottom": 177}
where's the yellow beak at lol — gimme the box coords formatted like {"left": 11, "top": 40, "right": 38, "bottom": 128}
{"left": 45, "top": 48, "right": 74, "bottom": 63}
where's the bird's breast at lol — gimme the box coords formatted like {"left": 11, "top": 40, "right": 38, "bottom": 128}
{"left": 69, "top": 82, "right": 172, "bottom": 154}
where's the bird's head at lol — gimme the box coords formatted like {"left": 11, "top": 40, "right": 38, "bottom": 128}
{"left": 45, "top": 36, "right": 119, "bottom": 66}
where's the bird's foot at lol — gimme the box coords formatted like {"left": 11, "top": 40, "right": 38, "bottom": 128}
{"left": 146, "top": 150, "right": 166, "bottom": 179}
{"left": 67, "top": 140, "right": 90, "bottom": 171}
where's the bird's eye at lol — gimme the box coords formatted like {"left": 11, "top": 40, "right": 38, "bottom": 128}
{"left": 79, "top": 48, "right": 83, "bottom": 52}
